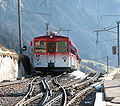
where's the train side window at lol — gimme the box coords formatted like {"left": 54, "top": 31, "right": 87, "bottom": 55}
{"left": 70, "top": 45, "right": 75, "bottom": 55}
{"left": 76, "top": 53, "right": 80, "bottom": 60}
{"left": 48, "top": 41, "right": 54, "bottom": 53}
{"left": 35, "top": 41, "right": 46, "bottom": 53}
{"left": 56, "top": 41, "right": 68, "bottom": 53}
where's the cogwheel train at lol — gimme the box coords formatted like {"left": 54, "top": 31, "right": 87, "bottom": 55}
{"left": 30, "top": 32, "right": 81, "bottom": 72}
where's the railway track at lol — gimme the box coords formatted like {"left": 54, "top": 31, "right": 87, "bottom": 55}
{"left": 13, "top": 75, "right": 57, "bottom": 106}
{"left": 0, "top": 76, "right": 44, "bottom": 106}
{"left": 15, "top": 76, "right": 41, "bottom": 106}
{"left": 66, "top": 72, "right": 100, "bottom": 106}
{"left": 14, "top": 78, "right": 49, "bottom": 106}
{"left": 0, "top": 78, "right": 31, "bottom": 105}
{"left": 0, "top": 72, "right": 101, "bottom": 106}
{"left": 45, "top": 72, "right": 100, "bottom": 106}
{"left": 43, "top": 72, "right": 100, "bottom": 106}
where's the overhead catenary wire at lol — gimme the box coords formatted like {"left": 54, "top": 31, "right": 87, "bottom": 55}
{"left": 89, "top": 0, "right": 101, "bottom": 16}
{"left": 94, "top": 26, "right": 117, "bottom": 32}
{"left": 88, "top": 0, "right": 102, "bottom": 28}
{"left": 89, "top": 0, "right": 102, "bottom": 62}
{"left": 87, "top": 0, "right": 106, "bottom": 65}
{"left": 102, "top": 14, "right": 120, "bottom": 17}
{"left": 94, "top": 23, "right": 119, "bottom": 67}
{"left": 94, "top": 25, "right": 118, "bottom": 43}
{"left": 21, "top": 10, "right": 49, "bottom": 16}
{"left": 90, "top": 0, "right": 119, "bottom": 67}
{"left": 97, "top": 38, "right": 117, "bottom": 42}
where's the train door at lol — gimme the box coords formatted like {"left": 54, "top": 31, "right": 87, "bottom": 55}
{"left": 47, "top": 41, "right": 55, "bottom": 68}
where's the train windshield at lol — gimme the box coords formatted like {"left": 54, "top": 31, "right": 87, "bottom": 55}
{"left": 48, "top": 41, "right": 55, "bottom": 53}
{"left": 56, "top": 41, "right": 68, "bottom": 53}
{"left": 35, "top": 41, "right": 47, "bottom": 53}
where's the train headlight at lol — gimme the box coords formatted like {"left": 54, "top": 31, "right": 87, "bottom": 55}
{"left": 50, "top": 35, "right": 53, "bottom": 38}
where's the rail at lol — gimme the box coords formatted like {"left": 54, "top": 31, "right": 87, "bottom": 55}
{"left": 67, "top": 86, "right": 94, "bottom": 106}
{"left": 53, "top": 74, "right": 89, "bottom": 91}
{"left": 18, "top": 93, "right": 43, "bottom": 105}
{"left": 72, "top": 72, "right": 100, "bottom": 89}
{"left": 54, "top": 77, "right": 67, "bottom": 106}
{"left": 15, "top": 77, "right": 39, "bottom": 106}
{"left": 44, "top": 76, "right": 67, "bottom": 106}
{"left": 38, "top": 79, "right": 51, "bottom": 105}
{"left": 0, "top": 79, "right": 30, "bottom": 89}
{"left": 66, "top": 72, "right": 100, "bottom": 106}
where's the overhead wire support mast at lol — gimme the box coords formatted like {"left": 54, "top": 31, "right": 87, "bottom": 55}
{"left": 21, "top": 10, "right": 49, "bottom": 16}
{"left": 18, "top": 0, "right": 23, "bottom": 54}
{"left": 94, "top": 56, "right": 109, "bottom": 74}
{"left": 17, "top": 1, "right": 49, "bottom": 54}
{"left": 94, "top": 26, "right": 117, "bottom": 44}
{"left": 94, "top": 23, "right": 120, "bottom": 67}
{"left": 46, "top": 23, "right": 49, "bottom": 36}
{"left": 117, "top": 21, "right": 120, "bottom": 67}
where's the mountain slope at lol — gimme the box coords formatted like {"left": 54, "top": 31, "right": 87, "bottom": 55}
{"left": 0, "top": 0, "right": 117, "bottom": 66}
{"left": 80, "top": 59, "right": 114, "bottom": 74}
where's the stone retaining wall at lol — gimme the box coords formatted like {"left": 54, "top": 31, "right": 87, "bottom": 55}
{"left": 0, "top": 50, "right": 26, "bottom": 82}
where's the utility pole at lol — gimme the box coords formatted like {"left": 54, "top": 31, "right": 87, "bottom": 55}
{"left": 117, "top": 21, "right": 120, "bottom": 67}
{"left": 18, "top": 0, "right": 23, "bottom": 54}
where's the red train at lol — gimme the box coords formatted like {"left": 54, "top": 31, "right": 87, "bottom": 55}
{"left": 30, "top": 32, "right": 81, "bottom": 72}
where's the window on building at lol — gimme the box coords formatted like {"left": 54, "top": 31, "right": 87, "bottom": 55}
{"left": 56, "top": 41, "right": 68, "bottom": 53}
{"left": 35, "top": 41, "right": 46, "bottom": 53}
{"left": 48, "top": 41, "right": 54, "bottom": 53}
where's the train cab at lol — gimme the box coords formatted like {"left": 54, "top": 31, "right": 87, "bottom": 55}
{"left": 30, "top": 33, "right": 81, "bottom": 72}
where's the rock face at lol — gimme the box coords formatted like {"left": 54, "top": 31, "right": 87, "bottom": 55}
{"left": 103, "top": 68, "right": 120, "bottom": 105}
{"left": 104, "top": 79, "right": 120, "bottom": 101}
{"left": 0, "top": 44, "right": 25, "bottom": 82}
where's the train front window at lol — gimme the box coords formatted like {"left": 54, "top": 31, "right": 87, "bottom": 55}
{"left": 35, "top": 41, "right": 46, "bottom": 53}
{"left": 48, "top": 41, "right": 54, "bottom": 53}
{"left": 56, "top": 41, "right": 68, "bottom": 53}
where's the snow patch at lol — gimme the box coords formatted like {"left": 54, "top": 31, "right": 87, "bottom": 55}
{"left": 70, "top": 70, "right": 86, "bottom": 79}
{"left": 0, "top": 54, "right": 18, "bottom": 82}
{"left": 94, "top": 92, "right": 106, "bottom": 106}
{"left": 0, "top": 45, "right": 25, "bottom": 82}
{"left": 0, "top": 48, "right": 16, "bottom": 55}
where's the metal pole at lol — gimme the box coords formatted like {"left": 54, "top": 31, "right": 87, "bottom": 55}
{"left": 46, "top": 23, "right": 49, "bottom": 36}
{"left": 107, "top": 56, "right": 109, "bottom": 74}
{"left": 117, "top": 21, "right": 120, "bottom": 67}
{"left": 96, "top": 32, "right": 99, "bottom": 44}
{"left": 18, "top": 0, "right": 22, "bottom": 54}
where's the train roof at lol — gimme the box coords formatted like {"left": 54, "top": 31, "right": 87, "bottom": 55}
{"left": 34, "top": 34, "right": 77, "bottom": 50}
{"left": 34, "top": 35, "right": 69, "bottom": 39}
